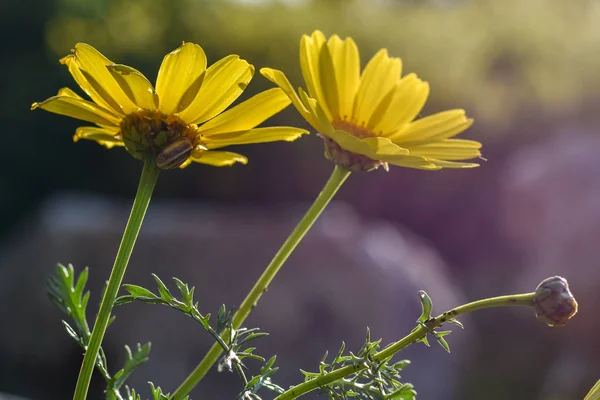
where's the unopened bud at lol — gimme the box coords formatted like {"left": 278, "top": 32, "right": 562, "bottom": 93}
{"left": 533, "top": 276, "right": 578, "bottom": 327}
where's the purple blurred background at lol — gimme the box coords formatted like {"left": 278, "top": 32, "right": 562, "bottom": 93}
{"left": 1, "top": 0, "right": 598, "bottom": 399}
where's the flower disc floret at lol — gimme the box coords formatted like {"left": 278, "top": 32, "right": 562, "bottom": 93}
{"left": 120, "top": 110, "right": 200, "bottom": 169}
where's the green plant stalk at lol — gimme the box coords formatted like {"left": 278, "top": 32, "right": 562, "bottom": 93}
{"left": 585, "top": 378, "right": 600, "bottom": 400}
{"left": 171, "top": 165, "right": 352, "bottom": 399}
{"left": 73, "top": 158, "right": 160, "bottom": 400}
{"left": 275, "top": 292, "right": 536, "bottom": 400}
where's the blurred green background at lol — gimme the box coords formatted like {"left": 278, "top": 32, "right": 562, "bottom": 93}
{"left": 2, "top": 0, "right": 600, "bottom": 399}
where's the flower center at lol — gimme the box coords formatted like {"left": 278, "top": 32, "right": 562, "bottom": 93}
{"left": 120, "top": 110, "right": 200, "bottom": 169}
{"left": 324, "top": 119, "right": 386, "bottom": 172}
{"left": 332, "top": 119, "right": 375, "bottom": 139}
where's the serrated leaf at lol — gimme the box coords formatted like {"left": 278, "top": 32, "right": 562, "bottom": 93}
{"left": 263, "top": 356, "right": 277, "bottom": 371}
{"left": 447, "top": 318, "right": 464, "bottom": 329}
{"left": 62, "top": 321, "right": 80, "bottom": 341}
{"left": 115, "top": 295, "right": 136, "bottom": 306}
{"left": 418, "top": 336, "right": 430, "bottom": 347}
{"left": 151, "top": 274, "right": 173, "bottom": 301}
{"left": 435, "top": 335, "right": 451, "bottom": 353}
{"left": 112, "top": 342, "right": 151, "bottom": 389}
{"left": 74, "top": 267, "right": 89, "bottom": 295}
{"left": 246, "top": 375, "right": 262, "bottom": 388}
{"left": 172, "top": 277, "right": 191, "bottom": 301}
{"left": 123, "top": 284, "right": 157, "bottom": 299}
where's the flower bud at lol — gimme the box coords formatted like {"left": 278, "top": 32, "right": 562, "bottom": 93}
{"left": 533, "top": 276, "right": 578, "bottom": 327}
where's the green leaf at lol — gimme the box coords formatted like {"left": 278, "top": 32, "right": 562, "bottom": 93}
{"left": 417, "top": 290, "right": 433, "bottom": 323}
{"left": 112, "top": 342, "right": 152, "bottom": 389}
{"left": 151, "top": 274, "right": 173, "bottom": 301}
{"left": 62, "top": 321, "right": 80, "bottom": 342}
{"left": 447, "top": 318, "right": 464, "bottom": 329}
{"left": 434, "top": 332, "right": 451, "bottom": 353}
{"left": 123, "top": 284, "right": 158, "bottom": 299}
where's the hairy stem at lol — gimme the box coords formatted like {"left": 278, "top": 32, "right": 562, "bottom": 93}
{"left": 73, "top": 158, "right": 160, "bottom": 400}
{"left": 171, "top": 165, "right": 351, "bottom": 399}
{"left": 275, "top": 293, "right": 535, "bottom": 400}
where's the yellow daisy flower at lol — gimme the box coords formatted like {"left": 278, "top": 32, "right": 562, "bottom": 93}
{"left": 261, "top": 31, "right": 482, "bottom": 172}
{"left": 32, "top": 42, "right": 308, "bottom": 169}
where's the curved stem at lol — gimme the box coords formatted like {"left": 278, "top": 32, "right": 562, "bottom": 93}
{"left": 275, "top": 292, "right": 535, "bottom": 400}
{"left": 171, "top": 165, "right": 351, "bottom": 399}
{"left": 73, "top": 158, "right": 160, "bottom": 400}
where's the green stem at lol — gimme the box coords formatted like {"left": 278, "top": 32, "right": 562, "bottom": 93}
{"left": 73, "top": 158, "right": 160, "bottom": 400}
{"left": 275, "top": 292, "right": 535, "bottom": 400}
{"left": 171, "top": 165, "right": 351, "bottom": 399}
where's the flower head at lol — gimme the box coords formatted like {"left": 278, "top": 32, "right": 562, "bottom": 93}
{"left": 32, "top": 43, "right": 308, "bottom": 168}
{"left": 261, "top": 31, "right": 481, "bottom": 172}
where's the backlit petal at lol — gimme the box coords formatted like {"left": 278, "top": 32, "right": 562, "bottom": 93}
{"left": 189, "top": 150, "right": 248, "bottom": 166}
{"left": 107, "top": 64, "right": 158, "bottom": 110}
{"left": 389, "top": 110, "right": 472, "bottom": 146}
{"left": 73, "top": 126, "right": 123, "bottom": 149}
{"left": 427, "top": 159, "right": 480, "bottom": 168}
{"left": 155, "top": 42, "right": 207, "bottom": 114}
{"left": 177, "top": 55, "right": 254, "bottom": 124}
{"left": 300, "top": 31, "right": 332, "bottom": 119}
{"left": 61, "top": 54, "right": 122, "bottom": 115}
{"left": 352, "top": 49, "right": 402, "bottom": 125}
{"left": 327, "top": 35, "right": 360, "bottom": 120}
{"left": 382, "top": 154, "right": 441, "bottom": 170}
{"left": 31, "top": 95, "right": 121, "bottom": 126}
{"left": 373, "top": 74, "right": 430, "bottom": 135}
{"left": 69, "top": 43, "right": 138, "bottom": 114}
{"left": 204, "top": 127, "right": 308, "bottom": 149}
{"left": 408, "top": 139, "right": 482, "bottom": 161}
{"left": 327, "top": 130, "right": 409, "bottom": 160}
{"left": 198, "top": 88, "right": 291, "bottom": 136}
{"left": 57, "top": 87, "right": 84, "bottom": 99}
{"left": 260, "top": 68, "right": 318, "bottom": 129}
{"left": 318, "top": 41, "right": 340, "bottom": 120}
{"left": 299, "top": 88, "right": 335, "bottom": 135}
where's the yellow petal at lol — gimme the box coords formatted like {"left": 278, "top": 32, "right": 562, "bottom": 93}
{"left": 189, "top": 150, "right": 248, "bottom": 167}
{"left": 390, "top": 110, "right": 473, "bottom": 146}
{"left": 260, "top": 68, "right": 319, "bottom": 129}
{"left": 318, "top": 41, "right": 340, "bottom": 120}
{"left": 352, "top": 49, "right": 402, "bottom": 126}
{"left": 107, "top": 64, "right": 158, "bottom": 110}
{"left": 327, "top": 129, "right": 409, "bottom": 160}
{"left": 198, "top": 88, "right": 291, "bottom": 136}
{"left": 300, "top": 31, "right": 333, "bottom": 120}
{"left": 57, "top": 87, "right": 84, "bottom": 99}
{"left": 427, "top": 159, "right": 479, "bottom": 169}
{"left": 69, "top": 43, "right": 138, "bottom": 114}
{"left": 382, "top": 154, "right": 441, "bottom": 170}
{"left": 177, "top": 55, "right": 254, "bottom": 124}
{"left": 299, "top": 88, "right": 335, "bottom": 135}
{"left": 365, "top": 85, "right": 397, "bottom": 132}
{"left": 204, "top": 127, "right": 308, "bottom": 149}
{"left": 31, "top": 95, "right": 121, "bottom": 126}
{"left": 407, "top": 139, "right": 482, "bottom": 161}
{"left": 373, "top": 74, "right": 430, "bottom": 135}
{"left": 155, "top": 42, "right": 207, "bottom": 115}
{"left": 73, "top": 126, "right": 123, "bottom": 149}
{"left": 61, "top": 55, "right": 122, "bottom": 115}
{"left": 327, "top": 35, "right": 360, "bottom": 120}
